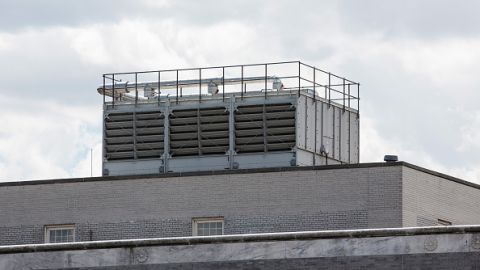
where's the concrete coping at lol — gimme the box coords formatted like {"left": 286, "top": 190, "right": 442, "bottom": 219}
{"left": 1, "top": 225, "right": 480, "bottom": 254}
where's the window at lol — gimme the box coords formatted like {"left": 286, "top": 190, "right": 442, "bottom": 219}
{"left": 192, "top": 217, "right": 224, "bottom": 236}
{"left": 437, "top": 219, "right": 452, "bottom": 226}
{"left": 45, "top": 225, "right": 75, "bottom": 243}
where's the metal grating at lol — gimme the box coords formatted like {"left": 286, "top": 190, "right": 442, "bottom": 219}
{"left": 169, "top": 107, "right": 229, "bottom": 157}
{"left": 235, "top": 103, "right": 295, "bottom": 153}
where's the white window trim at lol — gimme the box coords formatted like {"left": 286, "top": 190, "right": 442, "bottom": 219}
{"left": 44, "top": 224, "right": 76, "bottom": 243}
{"left": 192, "top": 217, "right": 224, "bottom": 236}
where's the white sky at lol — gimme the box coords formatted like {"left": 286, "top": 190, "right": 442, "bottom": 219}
{"left": 0, "top": 0, "right": 479, "bottom": 183}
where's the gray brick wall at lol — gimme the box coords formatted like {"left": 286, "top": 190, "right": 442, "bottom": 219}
{"left": 0, "top": 166, "right": 403, "bottom": 245}
{"left": 402, "top": 166, "right": 480, "bottom": 227}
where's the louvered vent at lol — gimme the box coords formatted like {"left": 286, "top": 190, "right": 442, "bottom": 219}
{"left": 105, "top": 111, "right": 164, "bottom": 161}
{"left": 135, "top": 111, "right": 164, "bottom": 159}
{"left": 235, "top": 103, "right": 295, "bottom": 153}
{"left": 170, "top": 107, "right": 229, "bottom": 157}
{"left": 105, "top": 112, "right": 134, "bottom": 160}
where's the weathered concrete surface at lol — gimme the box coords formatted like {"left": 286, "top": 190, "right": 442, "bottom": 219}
{"left": 1, "top": 226, "right": 480, "bottom": 269}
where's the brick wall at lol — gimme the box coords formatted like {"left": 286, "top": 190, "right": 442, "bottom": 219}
{"left": 402, "top": 166, "right": 480, "bottom": 227}
{"left": 0, "top": 166, "right": 403, "bottom": 245}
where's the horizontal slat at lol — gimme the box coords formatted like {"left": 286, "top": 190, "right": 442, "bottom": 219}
{"left": 201, "top": 123, "right": 228, "bottom": 131}
{"left": 107, "top": 114, "right": 133, "bottom": 121}
{"left": 106, "top": 136, "right": 133, "bottom": 144}
{"left": 236, "top": 144, "right": 265, "bottom": 153}
{"left": 136, "top": 127, "right": 164, "bottom": 135}
{"left": 267, "top": 142, "right": 294, "bottom": 151}
{"left": 106, "top": 129, "right": 133, "bottom": 136}
{"left": 137, "top": 150, "right": 163, "bottom": 158}
{"left": 136, "top": 135, "right": 164, "bottom": 143}
{"left": 107, "top": 151, "right": 134, "bottom": 160}
{"left": 266, "top": 119, "right": 295, "bottom": 127}
{"left": 136, "top": 119, "right": 164, "bottom": 127}
{"left": 171, "top": 140, "right": 198, "bottom": 148}
{"left": 235, "top": 113, "right": 263, "bottom": 121}
{"left": 201, "top": 138, "right": 229, "bottom": 146}
{"left": 171, "top": 147, "right": 199, "bottom": 156}
{"left": 106, "top": 144, "right": 134, "bottom": 152}
{"left": 236, "top": 136, "right": 264, "bottom": 145}
{"left": 136, "top": 142, "right": 164, "bottom": 150}
{"left": 136, "top": 112, "right": 163, "bottom": 120}
{"left": 200, "top": 146, "right": 228, "bottom": 154}
{"left": 236, "top": 129, "right": 263, "bottom": 137}
{"left": 170, "top": 125, "right": 197, "bottom": 133}
{"left": 267, "top": 134, "right": 295, "bottom": 143}
{"left": 170, "top": 117, "right": 197, "bottom": 125}
{"left": 235, "top": 121, "right": 263, "bottom": 129}
{"left": 105, "top": 121, "right": 133, "bottom": 129}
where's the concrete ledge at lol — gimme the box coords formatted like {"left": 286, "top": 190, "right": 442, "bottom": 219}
{"left": 2, "top": 225, "right": 480, "bottom": 254}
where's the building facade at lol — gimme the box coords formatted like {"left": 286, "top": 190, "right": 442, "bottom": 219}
{"left": 1, "top": 162, "right": 480, "bottom": 246}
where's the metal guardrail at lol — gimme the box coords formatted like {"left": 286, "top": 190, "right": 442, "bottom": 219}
{"left": 100, "top": 61, "right": 360, "bottom": 112}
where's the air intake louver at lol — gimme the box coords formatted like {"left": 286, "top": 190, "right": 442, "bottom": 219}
{"left": 105, "top": 111, "right": 164, "bottom": 161}
{"left": 235, "top": 103, "right": 295, "bottom": 153}
{"left": 170, "top": 107, "right": 229, "bottom": 157}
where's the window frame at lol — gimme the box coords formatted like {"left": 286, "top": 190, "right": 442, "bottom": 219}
{"left": 192, "top": 217, "right": 224, "bottom": 236}
{"left": 44, "top": 224, "right": 76, "bottom": 243}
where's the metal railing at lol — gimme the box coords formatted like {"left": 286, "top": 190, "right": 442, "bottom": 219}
{"left": 100, "top": 61, "right": 360, "bottom": 112}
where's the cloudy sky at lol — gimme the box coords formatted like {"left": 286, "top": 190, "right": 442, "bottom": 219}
{"left": 0, "top": 0, "right": 479, "bottom": 183}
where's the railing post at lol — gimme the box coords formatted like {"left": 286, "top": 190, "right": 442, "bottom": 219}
{"left": 264, "top": 64, "right": 268, "bottom": 99}
{"left": 348, "top": 84, "right": 351, "bottom": 109}
{"left": 112, "top": 74, "right": 115, "bottom": 108}
{"left": 312, "top": 67, "right": 316, "bottom": 102}
{"left": 241, "top": 66, "right": 244, "bottom": 100}
{"left": 134, "top": 73, "right": 138, "bottom": 106}
{"left": 328, "top": 72, "right": 331, "bottom": 107}
{"left": 222, "top": 67, "right": 225, "bottom": 102}
{"left": 158, "top": 71, "right": 161, "bottom": 106}
{"left": 298, "top": 61, "right": 301, "bottom": 97}
{"left": 176, "top": 70, "right": 179, "bottom": 104}
{"left": 199, "top": 68, "right": 202, "bottom": 103}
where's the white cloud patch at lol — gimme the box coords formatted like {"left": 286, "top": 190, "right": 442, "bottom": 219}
{"left": 0, "top": 95, "right": 101, "bottom": 181}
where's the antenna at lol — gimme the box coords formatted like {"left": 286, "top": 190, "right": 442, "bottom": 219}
{"left": 90, "top": 148, "right": 93, "bottom": 177}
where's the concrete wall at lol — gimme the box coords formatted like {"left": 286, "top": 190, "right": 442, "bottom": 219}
{"left": 0, "top": 165, "right": 402, "bottom": 245}
{"left": 402, "top": 166, "right": 480, "bottom": 227}
{"left": 2, "top": 226, "right": 480, "bottom": 270}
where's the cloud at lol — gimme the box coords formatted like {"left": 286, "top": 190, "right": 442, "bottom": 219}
{"left": 0, "top": 95, "right": 101, "bottom": 181}
{"left": 0, "top": 1, "right": 479, "bottom": 184}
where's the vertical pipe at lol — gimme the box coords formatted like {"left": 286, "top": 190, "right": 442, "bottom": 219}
{"left": 102, "top": 75, "right": 106, "bottom": 105}
{"left": 264, "top": 64, "right": 268, "bottom": 99}
{"left": 134, "top": 73, "right": 138, "bottom": 106}
{"left": 298, "top": 61, "right": 301, "bottom": 97}
{"left": 222, "top": 67, "right": 225, "bottom": 102}
{"left": 176, "top": 70, "right": 179, "bottom": 104}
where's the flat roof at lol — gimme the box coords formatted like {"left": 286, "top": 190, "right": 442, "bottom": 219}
{"left": 0, "top": 161, "right": 478, "bottom": 190}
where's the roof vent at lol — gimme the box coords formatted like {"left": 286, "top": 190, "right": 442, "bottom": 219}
{"left": 384, "top": 155, "right": 398, "bottom": 162}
